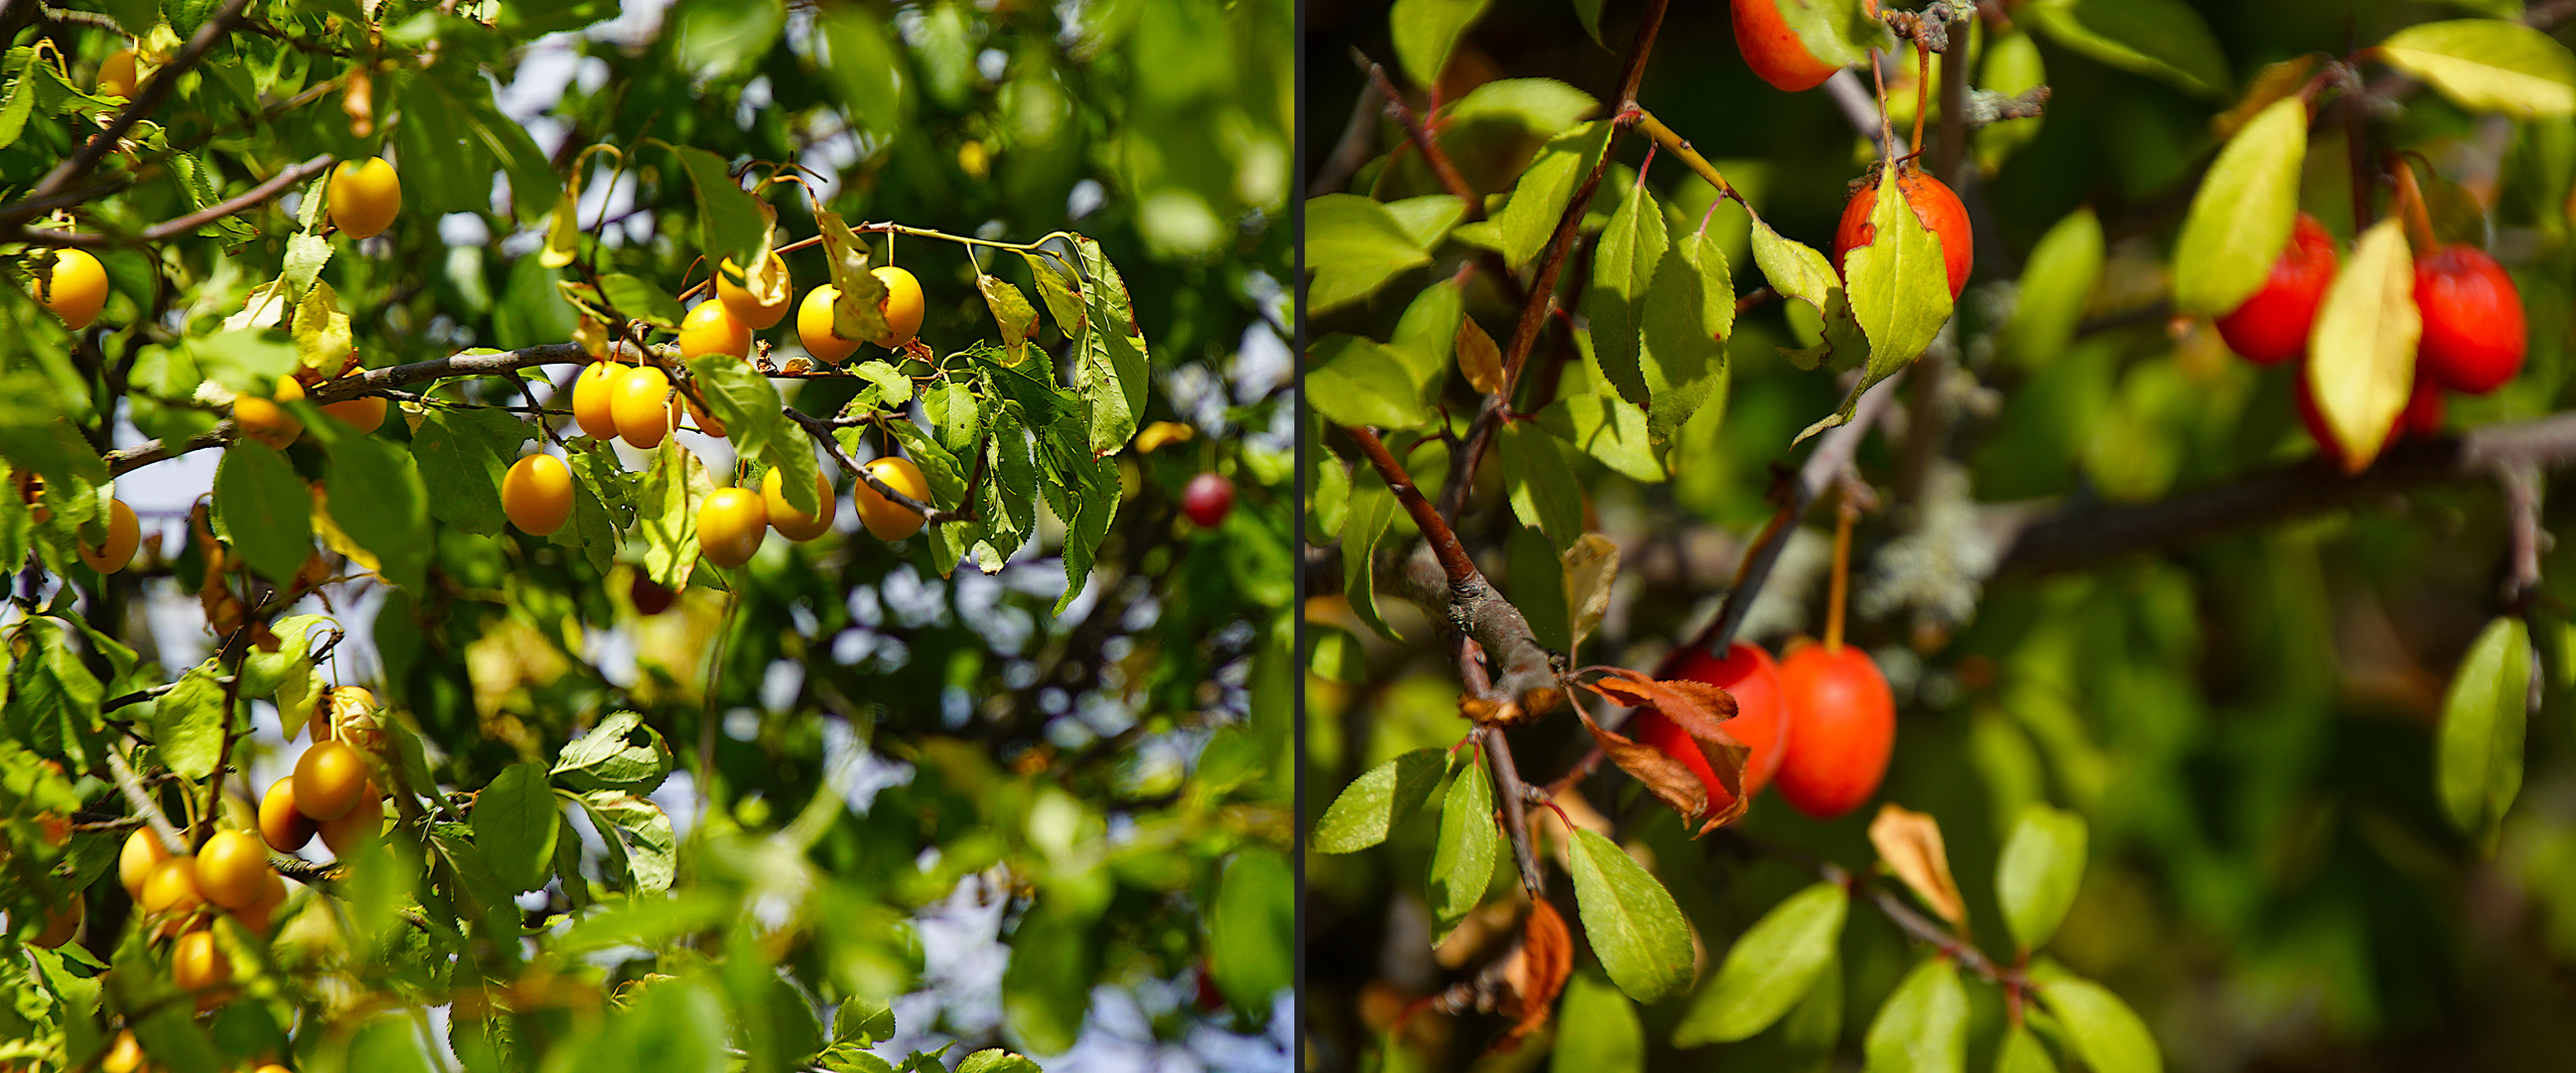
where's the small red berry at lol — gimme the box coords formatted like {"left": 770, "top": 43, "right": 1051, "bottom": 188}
{"left": 1183, "top": 472, "right": 1234, "bottom": 528}
{"left": 1731, "top": 0, "right": 1841, "bottom": 92}
{"left": 630, "top": 571, "right": 676, "bottom": 616}
{"left": 2216, "top": 213, "right": 2338, "bottom": 365}
{"left": 2413, "top": 244, "right": 2525, "bottom": 394}
{"left": 2400, "top": 376, "right": 2444, "bottom": 439}
{"left": 1772, "top": 642, "right": 1895, "bottom": 821}
{"left": 1833, "top": 168, "right": 1973, "bottom": 300}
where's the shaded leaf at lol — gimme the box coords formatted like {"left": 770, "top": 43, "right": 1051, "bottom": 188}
{"left": 1673, "top": 881, "right": 1850, "bottom": 1045}
{"left": 1996, "top": 804, "right": 2088, "bottom": 952}
{"left": 2436, "top": 615, "right": 2532, "bottom": 840}
{"left": 2306, "top": 219, "right": 2418, "bottom": 472}
{"left": 1313, "top": 748, "right": 1448, "bottom": 852}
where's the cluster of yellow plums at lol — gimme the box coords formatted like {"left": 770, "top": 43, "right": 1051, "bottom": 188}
{"left": 29, "top": 153, "right": 396, "bottom": 334}
{"left": 683, "top": 252, "right": 928, "bottom": 367}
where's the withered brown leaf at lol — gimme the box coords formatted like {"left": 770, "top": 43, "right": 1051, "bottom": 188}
{"left": 1582, "top": 669, "right": 1752, "bottom": 834}
{"left": 1868, "top": 803, "right": 1968, "bottom": 931}
{"left": 1494, "top": 899, "right": 1573, "bottom": 1053}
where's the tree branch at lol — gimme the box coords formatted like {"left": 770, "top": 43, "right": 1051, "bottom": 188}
{"left": 10, "top": 0, "right": 256, "bottom": 210}
{"left": 1348, "top": 425, "right": 1560, "bottom": 716}
{"left": 11, "top": 154, "right": 336, "bottom": 248}
{"left": 1993, "top": 411, "right": 2576, "bottom": 575}
{"left": 782, "top": 407, "right": 974, "bottom": 525}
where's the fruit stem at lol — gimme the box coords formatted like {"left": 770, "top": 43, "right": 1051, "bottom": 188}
{"left": 1825, "top": 485, "right": 1856, "bottom": 653}
{"left": 1871, "top": 50, "right": 1897, "bottom": 164}
{"left": 1911, "top": 37, "right": 1931, "bottom": 160}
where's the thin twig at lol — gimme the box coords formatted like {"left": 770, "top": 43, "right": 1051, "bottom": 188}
{"left": 10, "top": 154, "right": 335, "bottom": 248}
{"left": 12, "top": 0, "right": 256, "bottom": 208}
{"left": 782, "top": 406, "right": 973, "bottom": 525}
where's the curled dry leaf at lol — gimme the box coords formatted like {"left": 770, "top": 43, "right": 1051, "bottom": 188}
{"left": 1583, "top": 669, "right": 1751, "bottom": 834}
{"left": 1496, "top": 899, "right": 1573, "bottom": 1052}
{"left": 1868, "top": 803, "right": 1967, "bottom": 931}
{"left": 1460, "top": 684, "right": 1564, "bottom": 728}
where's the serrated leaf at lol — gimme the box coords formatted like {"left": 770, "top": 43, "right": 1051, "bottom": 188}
{"left": 1427, "top": 757, "right": 1499, "bottom": 944}
{"left": 599, "top": 273, "right": 687, "bottom": 330}
{"left": 2031, "top": 968, "right": 2161, "bottom": 1073}
{"left": 2378, "top": 19, "right": 2576, "bottom": 118}
{"left": 1552, "top": 972, "right": 1645, "bottom": 1073}
{"left": 1342, "top": 465, "right": 1402, "bottom": 640}
{"left": 1073, "top": 236, "right": 1149, "bottom": 456}
{"left": 1863, "top": 956, "right": 1967, "bottom": 1073}
{"left": 671, "top": 143, "right": 769, "bottom": 269}
{"left": 1637, "top": 219, "right": 1735, "bottom": 441}
{"left": 1586, "top": 181, "right": 1668, "bottom": 408}
{"left": 2025, "top": 0, "right": 2232, "bottom": 99}
{"left": 1843, "top": 167, "right": 1953, "bottom": 372}
{"left": 1309, "top": 335, "right": 1432, "bottom": 429}
{"left": 978, "top": 273, "right": 1039, "bottom": 347}
{"left": 1673, "top": 881, "right": 1849, "bottom": 1045}
{"left": 1458, "top": 121, "right": 1614, "bottom": 271}
{"left": 1500, "top": 421, "right": 1583, "bottom": 552}
{"left": 1390, "top": 0, "right": 1496, "bottom": 89}
{"left": 1312, "top": 748, "right": 1447, "bottom": 853}
{"left": 816, "top": 210, "right": 893, "bottom": 346}
{"left": 2436, "top": 615, "right": 2532, "bottom": 840}
{"left": 214, "top": 443, "right": 312, "bottom": 583}
{"left": 2005, "top": 208, "right": 2104, "bottom": 369}
{"left": 1996, "top": 804, "right": 2087, "bottom": 952}
{"left": 150, "top": 666, "right": 228, "bottom": 782}
{"left": 2305, "top": 219, "right": 2418, "bottom": 472}
{"left": 2171, "top": 96, "right": 2308, "bottom": 316}
{"left": 1566, "top": 828, "right": 1694, "bottom": 1002}
{"left": 1021, "top": 251, "right": 1084, "bottom": 340}
{"left": 1306, "top": 194, "right": 1440, "bottom": 316}
{"left": 553, "top": 710, "right": 676, "bottom": 794}
{"left": 474, "top": 763, "right": 559, "bottom": 894}
{"left": 1539, "top": 391, "right": 1662, "bottom": 482}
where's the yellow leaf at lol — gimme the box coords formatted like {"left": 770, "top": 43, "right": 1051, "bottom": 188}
{"left": 1562, "top": 534, "right": 1619, "bottom": 653}
{"left": 2307, "top": 220, "right": 2418, "bottom": 473}
{"left": 1868, "top": 803, "right": 1967, "bottom": 930}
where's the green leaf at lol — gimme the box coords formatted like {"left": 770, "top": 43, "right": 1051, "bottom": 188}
{"left": 2378, "top": 19, "right": 2576, "bottom": 118}
{"left": 2306, "top": 219, "right": 2420, "bottom": 472}
{"left": 1750, "top": 214, "right": 1866, "bottom": 372}
{"left": 1455, "top": 120, "right": 1614, "bottom": 271}
{"left": 832, "top": 997, "right": 898, "bottom": 1045}
{"left": 669, "top": 0, "right": 787, "bottom": 80}
{"left": 473, "top": 763, "right": 559, "bottom": 894}
{"left": 818, "top": 8, "right": 912, "bottom": 142}
{"left": 1390, "top": 0, "right": 1495, "bottom": 90}
{"left": 1306, "top": 194, "right": 1441, "bottom": 316}
{"left": 1446, "top": 77, "right": 1599, "bottom": 136}
{"left": 845, "top": 361, "right": 917, "bottom": 414}
{"left": 1427, "top": 757, "right": 1499, "bottom": 944}
{"left": 410, "top": 406, "right": 525, "bottom": 537}
{"left": 599, "top": 272, "right": 688, "bottom": 330}
{"left": 1388, "top": 274, "right": 1465, "bottom": 403}
{"left": 554, "top": 710, "right": 675, "bottom": 795}
{"left": 1552, "top": 972, "right": 1646, "bottom": 1073}
{"left": 636, "top": 438, "right": 713, "bottom": 589}
{"left": 1674, "top": 881, "right": 1850, "bottom": 1045}
{"left": 978, "top": 273, "right": 1040, "bottom": 347}
{"left": 1505, "top": 526, "right": 1571, "bottom": 654}
{"left": 1997, "top": 1025, "right": 2061, "bottom": 1073}
{"left": 1538, "top": 391, "right": 1662, "bottom": 483}
{"left": 578, "top": 791, "right": 675, "bottom": 893}
{"left": 1001, "top": 903, "right": 1094, "bottom": 1054}
{"left": 1500, "top": 421, "right": 1583, "bottom": 552}
{"left": 150, "top": 666, "right": 228, "bottom": 782}
{"left": 1843, "top": 166, "right": 1954, "bottom": 374}
{"left": 1021, "top": 251, "right": 1085, "bottom": 341}
{"left": 671, "top": 143, "right": 771, "bottom": 270}
{"left": 1997, "top": 805, "right": 2088, "bottom": 952}
{"left": 1308, "top": 335, "right": 1433, "bottom": 429}
{"left": 1636, "top": 220, "right": 1734, "bottom": 441}
{"left": 1566, "top": 828, "right": 1694, "bottom": 1002}
{"left": 2171, "top": 96, "right": 2307, "bottom": 316}
{"left": 1341, "top": 465, "right": 1402, "bottom": 641}
{"left": 1383, "top": 193, "right": 1471, "bottom": 249}
{"left": 2024, "top": 0, "right": 2231, "bottom": 99}
{"left": 1586, "top": 181, "right": 1667, "bottom": 410}
{"left": 2031, "top": 967, "right": 2161, "bottom": 1073}
{"left": 1208, "top": 847, "right": 1294, "bottom": 1013}
{"left": 954, "top": 1052, "right": 1041, "bottom": 1073}
{"left": 214, "top": 442, "right": 312, "bottom": 584}
{"left": 1863, "top": 956, "right": 1967, "bottom": 1073}
{"left": 2005, "top": 208, "right": 2104, "bottom": 369}
{"left": 324, "top": 434, "right": 431, "bottom": 591}
{"left": 2437, "top": 615, "right": 2533, "bottom": 839}
{"left": 1312, "top": 748, "right": 1448, "bottom": 853}
{"left": 1073, "top": 235, "right": 1150, "bottom": 456}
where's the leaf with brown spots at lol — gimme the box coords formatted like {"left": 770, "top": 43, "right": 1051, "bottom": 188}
{"left": 1868, "top": 803, "right": 1967, "bottom": 931}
